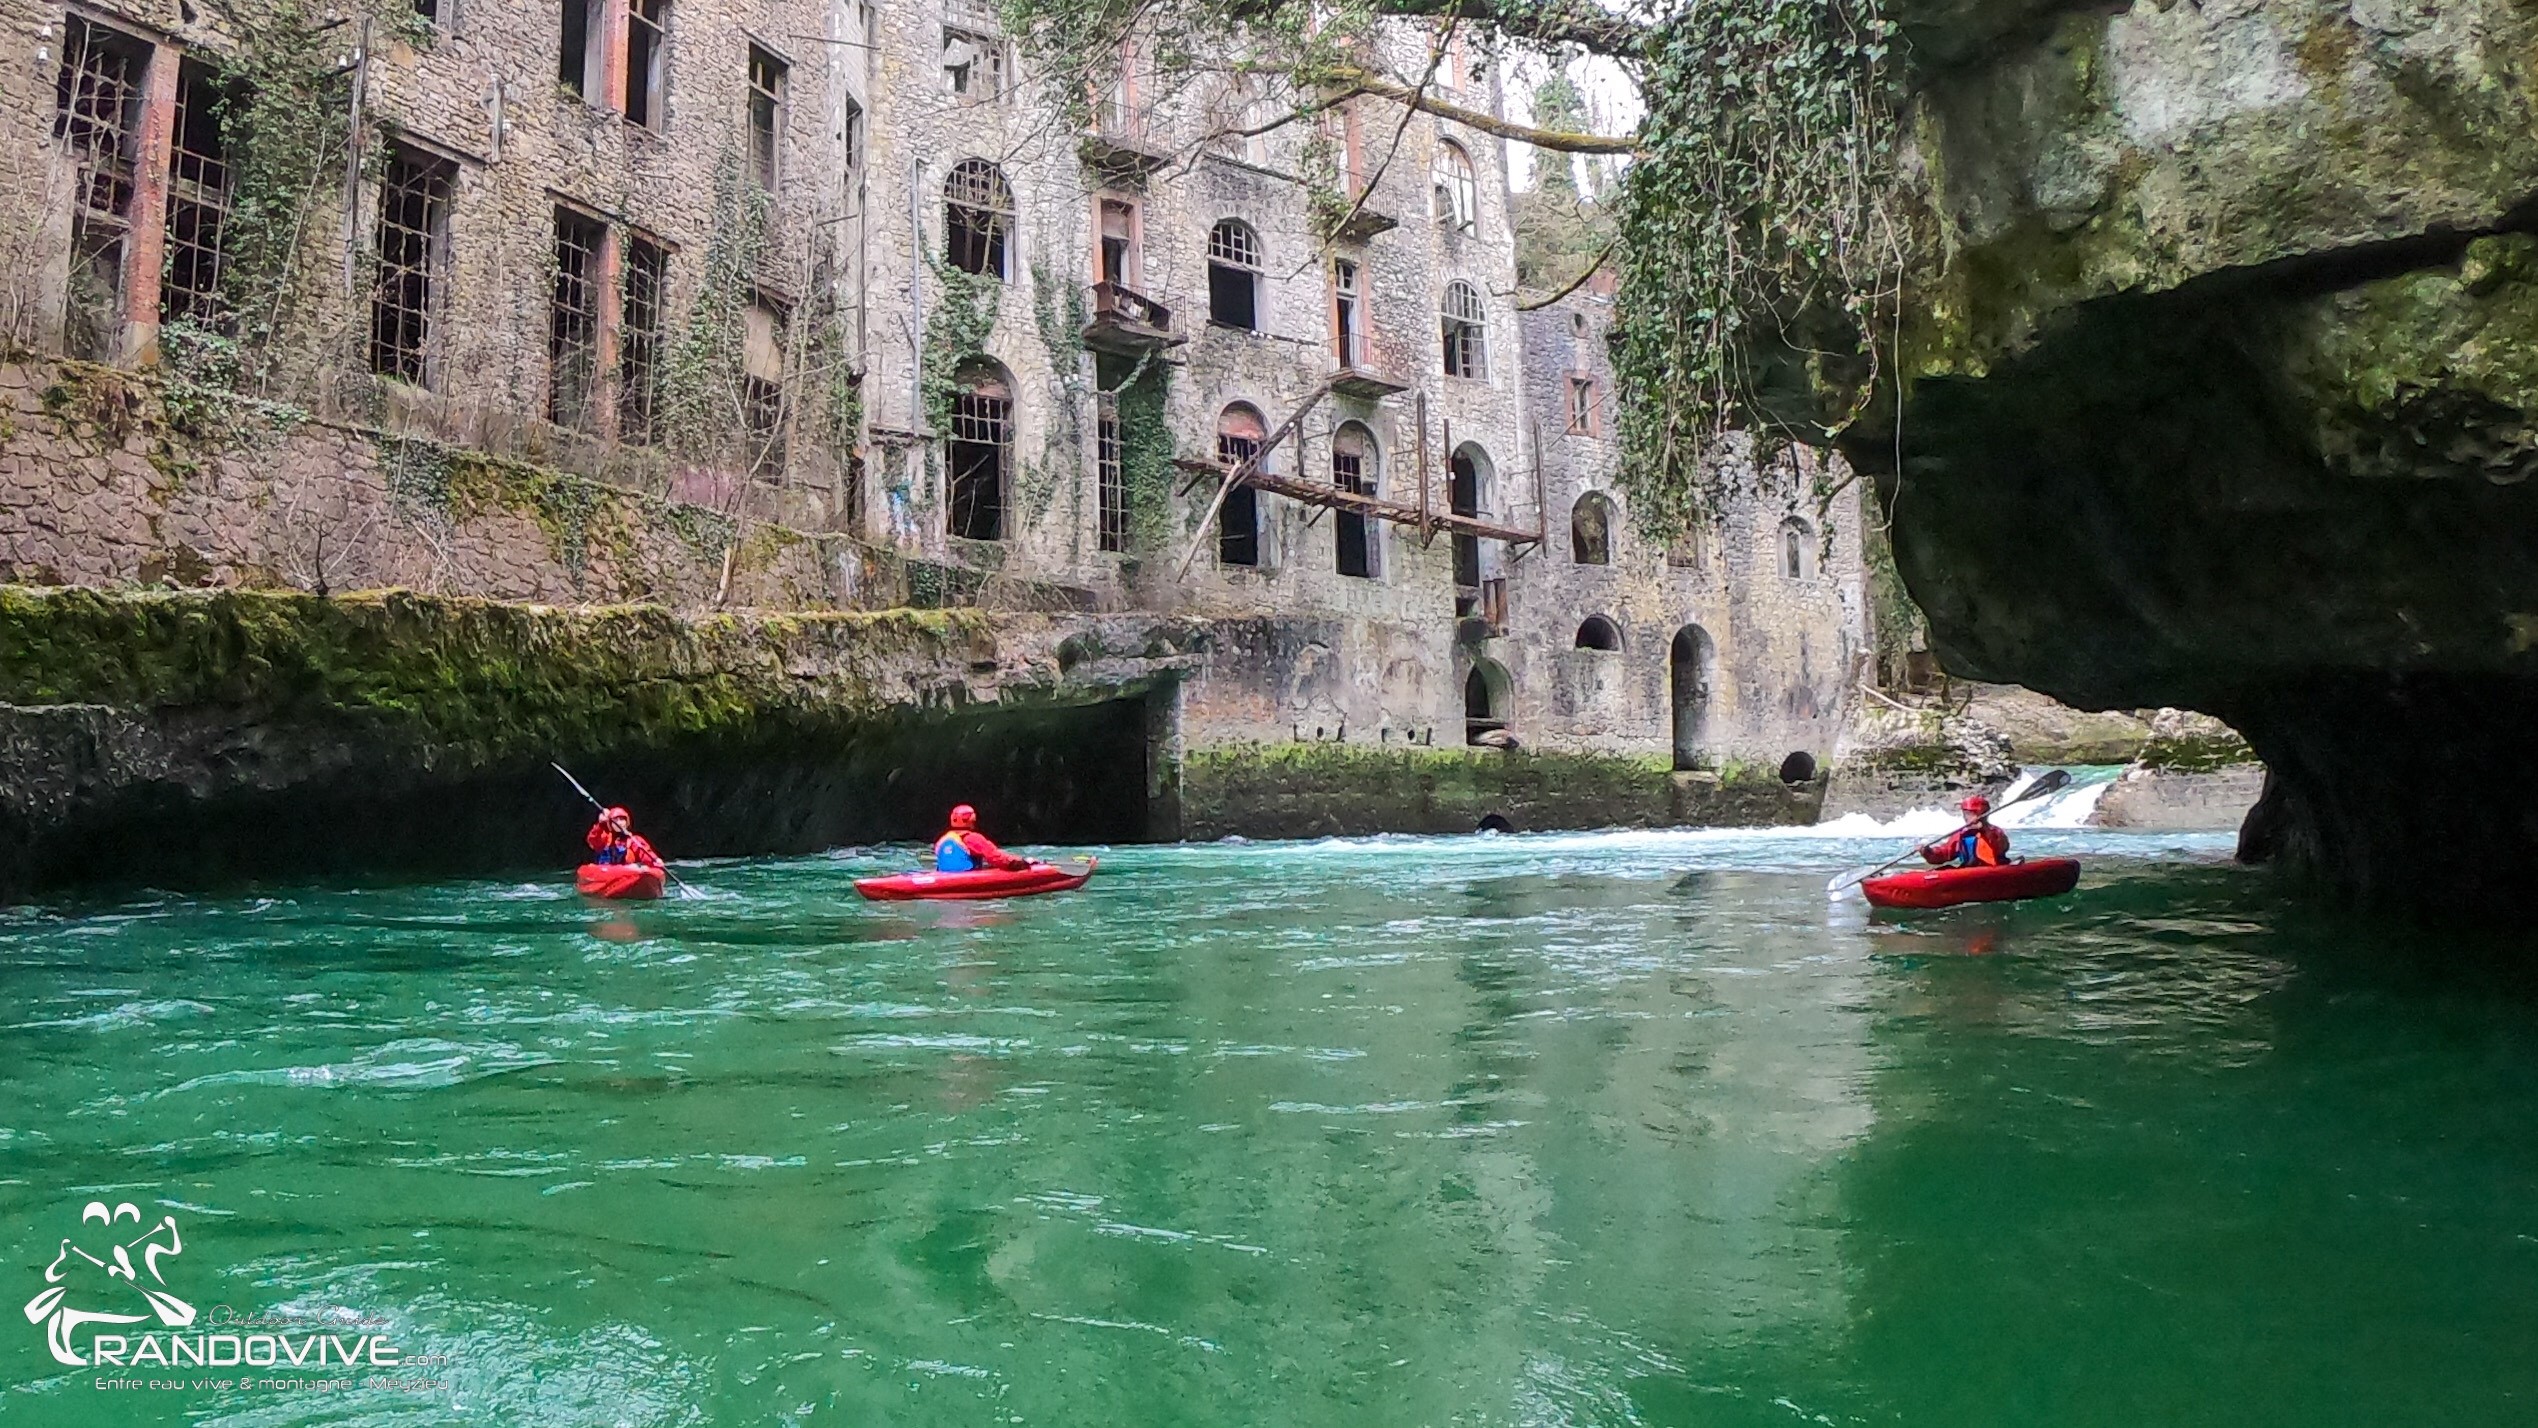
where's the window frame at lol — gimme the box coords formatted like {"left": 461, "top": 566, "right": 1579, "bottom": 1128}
{"left": 747, "top": 44, "right": 788, "bottom": 192}
{"left": 1206, "top": 219, "right": 1262, "bottom": 332}
{"left": 1440, "top": 280, "right": 1487, "bottom": 381}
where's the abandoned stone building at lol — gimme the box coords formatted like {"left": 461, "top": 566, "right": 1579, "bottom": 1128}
{"left": 0, "top": 0, "right": 1874, "bottom": 843}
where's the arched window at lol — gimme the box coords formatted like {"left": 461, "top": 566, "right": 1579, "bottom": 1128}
{"left": 1441, "top": 281, "right": 1486, "bottom": 380}
{"left": 1463, "top": 658, "right": 1509, "bottom": 743}
{"left": 1449, "top": 443, "right": 1489, "bottom": 594}
{"left": 1215, "top": 403, "right": 1266, "bottom": 567}
{"left": 1333, "top": 421, "right": 1378, "bottom": 579}
{"left": 1570, "top": 492, "right": 1613, "bottom": 565}
{"left": 1574, "top": 615, "right": 1622, "bottom": 651}
{"left": 1670, "top": 625, "right": 1716, "bottom": 769}
{"left": 1208, "top": 219, "right": 1262, "bottom": 332}
{"left": 1781, "top": 517, "right": 1814, "bottom": 579}
{"left": 944, "top": 159, "right": 1012, "bottom": 279}
{"left": 1432, "top": 141, "right": 1476, "bottom": 234}
{"left": 947, "top": 358, "right": 1012, "bottom": 540}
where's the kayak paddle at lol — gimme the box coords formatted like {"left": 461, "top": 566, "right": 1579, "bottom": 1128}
{"left": 552, "top": 762, "right": 696, "bottom": 900}
{"left": 1828, "top": 768, "right": 2074, "bottom": 894}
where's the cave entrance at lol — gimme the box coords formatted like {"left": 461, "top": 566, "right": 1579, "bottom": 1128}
{"left": 1670, "top": 625, "right": 1716, "bottom": 770}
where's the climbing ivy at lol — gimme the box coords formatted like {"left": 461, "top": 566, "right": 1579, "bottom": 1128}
{"left": 658, "top": 150, "right": 773, "bottom": 467}
{"left": 919, "top": 263, "right": 1002, "bottom": 446}
{"left": 1110, "top": 360, "right": 1176, "bottom": 554}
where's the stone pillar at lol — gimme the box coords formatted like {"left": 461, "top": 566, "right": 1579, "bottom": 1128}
{"left": 118, "top": 44, "right": 181, "bottom": 364}
{"left": 594, "top": 226, "right": 623, "bottom": 440}
{"left": 1143, "top": 678, "right": 1185, "bottom": 841}
{"left": 600, "top": 0, "right": 631, "bottom": 116}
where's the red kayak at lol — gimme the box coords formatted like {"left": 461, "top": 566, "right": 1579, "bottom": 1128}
{"left": 577, "top": 862, "right": 667, "bottom": 900}
{"left": 1862, "top": 857, "right": 2080, "bottom": 910}
{"left": 854, "top": 859, "right": 1097, "bottom": 902}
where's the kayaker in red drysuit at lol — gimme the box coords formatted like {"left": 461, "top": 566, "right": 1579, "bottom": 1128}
{"left": 1923, "top": 795, "right": 2011, "bottom": 868}
{"left": 933, "top": 805, "right": 1034, "bottom": 873}
{"left": 586, "top": 806, "right": 663, "bottom": 869}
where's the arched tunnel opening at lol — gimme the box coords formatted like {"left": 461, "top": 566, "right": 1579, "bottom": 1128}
{"left": 11, "top": 693, "right": 1167, "bottom": 900}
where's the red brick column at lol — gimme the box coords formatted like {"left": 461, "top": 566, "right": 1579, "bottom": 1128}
{"left": 594, "top": 227, "right": 623, "bottom": 440}
{"left": 119, "top": 45, "right": 181, "bottom": 362}
{"left": 600, "top": 0, "right": 631, "bottom": 116}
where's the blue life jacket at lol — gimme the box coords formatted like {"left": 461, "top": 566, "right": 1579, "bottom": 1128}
{"left": 593, "top": 843, "right": 626, "bottom": 866}
{"left": 1951, "top": 831, "right": 1982, "bottom": 867}
{"left": 934, "top": 832, "right": 976, "bottom": 872}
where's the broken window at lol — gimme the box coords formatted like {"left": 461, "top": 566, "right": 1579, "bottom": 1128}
{"left": 1449, "top": 447, "right": 1484, "bottom": 597}
{"left": 370, "top": 144, "right": 455, "bottom": 385}
{"left": 1207, "top": 220, "right": 1260, "bottom": 331}
{"left": 1566, "top": 374, "right": 1599, "bottom": 435}
{"left": 1333, "top": 421, "right": 1377, "bottom": 579}
{"left": 1571, "top": 492, "right": 1613, "bottom": 565}
{"left": 560, "top": 0, "right": 600, "bottom": 97}
{"left": 947, "top": 362, "right": 1011, "bottom": 540}
{"left": 1097, "top": 197, "right": 1137, "bottom": 287}
{"left": 942, "top": 28, "right": 1006, "bottom": 99}
{"left": 1432, "top": 141, "right": 1476, "bottom": 234}
{"left": 414, "top": 0, "right": 441, "bottom": 23}
{"left": 842, "top": 94, "right": 865, "bottom": 174}
{"left": 944, "top": 158, "right": 1011, "bottom": 279}
{"left": 1332, "top": 257, "right": 1363, "bottom": 368}
{"left": 163, "top": 58, "right": 236, "bottom": 330}
{"left": 53, "top": 17, "right": 148, "bottom": 359}
{"left": 748, "top": 45, "right": 786, "bottom": 191}
{"left": 625, "top": 0, "right": 668, "bottom": 128}
{"left": 1781, "top": 517, "right": 1814, "bottom": 580}
{"left": 548, "top": 208, "right": 605, "bottom": 430}
{"left": 744, "top": 297, "right": 788, "bottom": 478}
{"left": 1216, "top": 405, "right": 1264, "bottom": 568}
{"left": 618, "top": 233, "right": 666, "bottom": 443}
{"left": 1440, "top": 280, "right": 1486, "bottom": 380}
{"left": 1096, "top": 391, "right": 1127, "bottom": 553}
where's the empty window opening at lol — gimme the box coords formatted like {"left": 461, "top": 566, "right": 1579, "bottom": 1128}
{"left": 560, "top": 0, "right": 601, "bottom": 97}
{"left": 1449, "top": 446, "right": 1484, "bottom": 595}
{"left": 743, "top": 298, "right": 788, "bottom": 478}
{"left": 1566, "top": 375, "right": 1599, "bottom": 435}
{"left": 1097, "top": 197, "right": 1138, "bottom": 287}
{"left": 1216, "top": 405, "right": 1265, "bottom": 568}
{"left": 1441, "top": 280, "right": 1486, "bottom": 380}
{"left": 54, "top": 18, "right": 148, "bottom": 358}
{"left": 1570, "top": 492, "right": 1613, "bottom": 565}
{"left": 1207, "top": 220, "right": 1261, "bottom": 331}
{"left": 414, "top": 0, "right": 440, "bottom": 22}
{"left": 1432, "top": 142, "right": 1476, "bottom": 234}
{"left": 1096, "top": 391, "right": 1128, "bottom": 553}
{"left": 1670, "top": 625, "right": 1717, "bottom": 769}
{"left": 548, "top": 208, "right": 605, "bottom": 430}
{"left": 163, "top": 59, "right": 236, "bottom": 330}
{"left": 625, "top": 0, "right": 668, "bottom": 128}
{"left": 747, "top": 46, "right": 787, "bottom": 190}
{"left": 841, "top": 95, "right": 865, "bottom": 174}
{"left": 1333, "top": 422, "right": 1377, "bottom": 579}
{"left": 1781, "top": 517, "right": 1815, "bottom": 579}
{"left": 944, "top": 159, "right": 1012, "bottom": 279}
{"left": 1575, "top": 615, "right": 1622, "bottom": 651}
{"left": 942, "top": 27, "right": 1006, "bottom": 99}
{"left": 618, "top": 234, "right": 667, "bottom": 443}
{"left": 947, "top": 363, "right": 1011, "bottom": 540}
{"left": 1464, "top": 661, "right": 1508, "bottom": 743}
{"left": 1332, "top": 257, "right": 1364, "bottom": 368}
{"left": 370, "top": 144, "right": 456, "bottom": 385}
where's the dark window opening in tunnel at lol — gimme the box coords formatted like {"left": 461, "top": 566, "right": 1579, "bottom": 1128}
{"left": 16, "top": 695, "right": 1165, "bottom": 900}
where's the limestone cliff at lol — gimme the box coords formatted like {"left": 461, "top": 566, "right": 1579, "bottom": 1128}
{"left": 1852, "top": 0, "right": 2538, "bottom": 917}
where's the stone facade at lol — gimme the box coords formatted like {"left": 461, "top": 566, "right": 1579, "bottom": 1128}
{"left": 0, "top": 0, "right": 1880, "bottom": 845}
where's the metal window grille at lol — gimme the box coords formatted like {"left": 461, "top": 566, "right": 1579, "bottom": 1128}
{"left": 618, "top": 236, "right": 666, "bottom": 443}
{"left": 370, "top": 145, "right": 454, "bottom": 385}
{"left": 1096, "top": 393, "right": 1127, "bottom": 553}
{"left": 625, "top": 0, "right": 667, "bottom": 128}
{"left": 548, "top": 209, "right": 604, "bottom": 430}
{"left": 745, "top": 376, "right": 786, "bottom": 479}
{"left": 162, "top": 60, "right": 235, "bottom": 328}
{"left": 54, "top": 18, "right": 146, "bottom": 356}
{"left": 1207, "top": 221, "right": 1258, "bottom": 269}
{"left": 944, "top": 159, "right": 1011, "bottom": 277}
{"left": 748, "top": 47, "right": 785, "bottom": 190}
{"left": 947, "top": 385, "right": 1009, "bottom": 540}
{"left": 1441, "top": 281, "right": 1486, "bottom": 379}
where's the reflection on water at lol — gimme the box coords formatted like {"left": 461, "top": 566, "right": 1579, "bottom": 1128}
{"left": 2, "top": 825, "right": 2535, "bottom": 1426}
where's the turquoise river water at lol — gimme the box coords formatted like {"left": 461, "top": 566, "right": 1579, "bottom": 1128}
{"left": 3, "top": 814, "right": 2535, "bottom": 1426}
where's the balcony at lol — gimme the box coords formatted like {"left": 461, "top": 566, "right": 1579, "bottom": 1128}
{"left": 1082, "top": 281, "right": 1182, "bottom": 356}
{"left": 1329, "top": 333, "right": 1406, "bottom": 398}
{"left": 1080, "top": 118, "right": 1174, "bottom": 182}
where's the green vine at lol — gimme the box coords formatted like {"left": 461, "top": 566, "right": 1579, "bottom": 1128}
{"left": 658, "top": 150, "right": 774, "bottom": 467}
{"left": 919, "top": 262, "right": 1002, "bottom": 446}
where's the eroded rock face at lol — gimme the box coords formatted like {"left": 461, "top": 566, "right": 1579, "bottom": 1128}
{"left": 1858, "top": 0, "right": 2538, "bottom": 917}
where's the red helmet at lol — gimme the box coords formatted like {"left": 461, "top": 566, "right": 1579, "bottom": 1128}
{"left": 948, "top": 804, "right": 978, "bottom": 830}
{"left": 1960, "top": 795, "right": 1991, "bottom": 815}
{"left": 602, "top": 806, "right": 631, "bottom": 826}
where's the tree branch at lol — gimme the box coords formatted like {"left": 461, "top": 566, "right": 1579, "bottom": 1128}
{"left": 1319, "top": 65, "right": 1639, "bottom": 154}
{"left": 1230, "top": 0, "right": 1644, "bottom": 56}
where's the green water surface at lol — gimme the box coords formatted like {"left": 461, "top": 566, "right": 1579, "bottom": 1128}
{"left": 2, "top": 825, "right": 2533, "bottom": 1425}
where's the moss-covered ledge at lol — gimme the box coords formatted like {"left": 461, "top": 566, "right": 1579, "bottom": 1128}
{"left": 1180, "top": 742, "right": 1822, "bottom": 840}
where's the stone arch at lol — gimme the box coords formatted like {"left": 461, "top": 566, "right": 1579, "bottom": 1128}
{"left": 1215, "top": 402, "right": 1267, "bottom": 567}
{"left": 1449, "top": 442, "right": 1492, "bottom": 593}
{"left": 1669, "top": 624, "right": 1717, "bottom": 770}
{"left": 1333, "top": 420, "right": 1379, "bottom": 578}
{"left": 1463, "top": 656, "right": 1510, "bottom": 744}
{"left": 946, "top": 356, "right": 1013, "bottom": 541}
{"left": 1570, "top": 491, "right": 1614, "bottom": 565}
{"left": 1575, "top": 614, "right": 1622, "bottom": 651}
